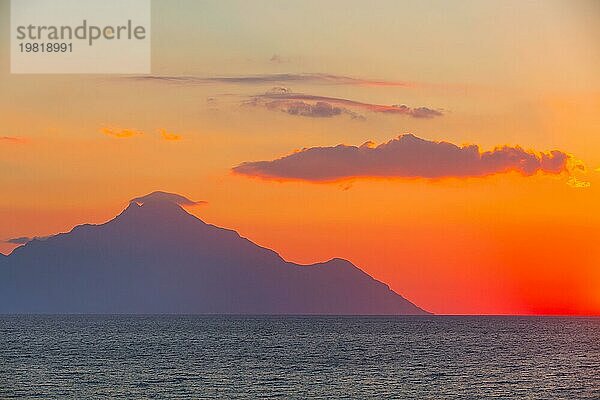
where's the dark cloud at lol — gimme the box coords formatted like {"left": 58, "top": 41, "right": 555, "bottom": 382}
{"left": 252, "top": 92, "right": 442, "bottom": 119}
{"left": 233, "top": 134, "right": 577, "bottom": 182}
{"left": 272, "top": 100, "right": 342, "bottom": 118}
{"left": 251, "top": 96, "right": 365, "bottom": 120}
{"left": 125, "top": 73, "right": 415, "bottom": 87}
{"left": 398, "top": 106, "right": 443, "bottom": 119}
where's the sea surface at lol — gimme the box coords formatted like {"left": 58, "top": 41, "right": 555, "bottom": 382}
{"left": 0, "top": 316, "right": 598, "bottom": 399}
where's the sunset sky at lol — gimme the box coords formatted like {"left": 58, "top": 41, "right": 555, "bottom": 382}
{"left": 1, "top": 0, "right": 599, "bottom": 315}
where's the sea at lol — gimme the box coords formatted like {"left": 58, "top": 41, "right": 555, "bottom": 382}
{"left": 0, "top": 316, "right": 598, "bottom": 399}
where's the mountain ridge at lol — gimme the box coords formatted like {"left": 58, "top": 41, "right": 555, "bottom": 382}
{"left": 0, "top": 192, "right": 429, "bottom": 315}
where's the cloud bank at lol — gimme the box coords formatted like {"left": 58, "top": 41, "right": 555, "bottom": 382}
{"left": 126, "top": 73, "right": 416, "bottom": 88}
{"left": 233, "top": 134, "right": 576, "bottom": 182}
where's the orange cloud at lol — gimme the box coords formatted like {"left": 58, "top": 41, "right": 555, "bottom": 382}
{"left": 159, "top": 129, "right": 182, "bottom": 141}
{"left": 101, "top": 127, "right": 143, "bottom": 138}
{"left": 233, "top": 134, "right": 579, "bottom": 182}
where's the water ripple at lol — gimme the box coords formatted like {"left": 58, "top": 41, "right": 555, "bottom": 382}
{"left": 0, "top": 316, "right": 598, "bottom": 399}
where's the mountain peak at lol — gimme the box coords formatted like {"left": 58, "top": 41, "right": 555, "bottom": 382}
{"left": 116, "top": 191, "right": 207, "bottom": 226}
{"left": 130, "top": 191, "right": 206, "bottom": 207}
{"left": 1, "top": 191, "right": 428, "bottom": 315}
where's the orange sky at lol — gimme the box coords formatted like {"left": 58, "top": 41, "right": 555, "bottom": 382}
{"left": 1, "top": 0, "right": 599, "bottom": 314}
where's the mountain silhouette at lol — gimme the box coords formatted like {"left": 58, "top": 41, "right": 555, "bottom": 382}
{"left": 0, "top": 192, "right": 428, "bottom": 314}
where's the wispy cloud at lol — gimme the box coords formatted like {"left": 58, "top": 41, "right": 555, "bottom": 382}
{"left": 160, "top": 129, "right": 182, "bottom": 141}
{"left": 131, "top": 191, "right": 207, "bottom": 206}
{"left": 5, "top": 237, "right": 31, "bottom": 245}
{"left": 5, "top": 235, "right": 52, "bottom": 245}
{"left": 125, "top": 73, "right": 417, "bottom": 88}
{"left": 566, "top": 177, "right": 591, "bottom": 188}
{"left": 269, "top": 54, "right": 289, "bottom": 64}
{"left": 233, "top": 134, "right": 579, "bottom": 182}
{"left": 0, "top": 136, "right": 26, "bottom": 144}
{"left": 249, "top": 90, "right": 442, "bottom": 119}
{"left": 101, "top": 127, "right": 143, "bottom": 138}
{"left": 125, "top": 74, "right": 443, "bottom": 119}
{"left": 246, "top": 90, "right": 365, "bottom": 120}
